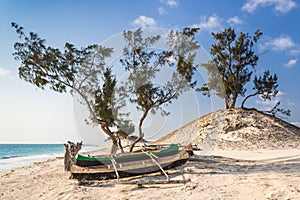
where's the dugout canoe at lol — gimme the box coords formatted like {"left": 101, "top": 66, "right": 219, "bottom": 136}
{"left": 71, "top": 148, "right": 190, "bottom": 180}
{"left": 76, "top": 144, "right": 180, "bottom": 167}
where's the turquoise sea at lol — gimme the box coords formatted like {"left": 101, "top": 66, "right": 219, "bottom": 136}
{"left": 0, "top": 144, "right": 100, "bottom": 171}
{"left": 0, "top": 144, "right": 65, "bottom": 171}
{"left": 0, "top": 143, "right": 99, "bottom": 171}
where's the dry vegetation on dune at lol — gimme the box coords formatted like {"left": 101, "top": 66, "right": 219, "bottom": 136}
{"left": 154, "top": 108, "right": 300, "bottom": 150}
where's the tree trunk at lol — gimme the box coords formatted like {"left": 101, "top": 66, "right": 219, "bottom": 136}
{"left": 100, "top": 123, "right": 119, "bottom": 154}
{"left": 224, "top": 94, "right": 230, "bottom": 109}
{"left": 117, "top": 136, "right": 124, "bottom": 153}
{"left": 129, "top": 110, "right": 148, "bottom": 152}
{"left": 225, "top": 99, "right": 229, "bottom": 109}
{"left": 75, "top": 88, "right": 122, "bottom": 153}
{"left": 229, "top": 92, "right": 238, "bottom": 108}
{"left": 241, "top": 92, "right": 258, "bottom": 108}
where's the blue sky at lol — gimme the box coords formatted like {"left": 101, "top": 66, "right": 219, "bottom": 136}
{"left": 0, "top": 0, "right": 299, "bottom": 144}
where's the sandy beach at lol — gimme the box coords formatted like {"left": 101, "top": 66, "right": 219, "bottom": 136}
{"left": 1, "top": 0, "right": 300, "bottom": 199}
{"left": 1, "top": 149, "right": 300, "bottom": 200}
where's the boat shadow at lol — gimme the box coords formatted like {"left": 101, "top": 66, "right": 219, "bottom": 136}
{"left": 75, "top": 154, "right": 300, "bottom": 188}
{"left": 182, "top": 155, "right": 300, "bottom": 175}
{"left": 76, "top": 170, "right": 190, "bottom": 188}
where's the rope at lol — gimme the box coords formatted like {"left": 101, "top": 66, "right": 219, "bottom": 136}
{"left": 110, "top": 156, "right": 120, "bottom": 181}
{"left": 143, "top": 151, "right": 170, "bottom": 182}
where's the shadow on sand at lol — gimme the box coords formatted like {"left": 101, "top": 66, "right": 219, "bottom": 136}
{"left": 75, "top": 154, "right": 300, "bottom": 188}
{"left": 185, "top": 154, "right": 300, "bottom": 175}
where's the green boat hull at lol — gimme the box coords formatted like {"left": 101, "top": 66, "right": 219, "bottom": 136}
{"left": 76, "top": 144, "right": 179, "bottom": 167}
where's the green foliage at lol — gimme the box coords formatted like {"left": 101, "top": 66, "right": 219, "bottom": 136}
{"left": 201, "top": 27, "right": 288, "bottom": 115}
{"left": 94, "top": 67, "right": 117, "bottom": 127}
{"left": 241, "top": 70, "right": 278, "bottom": 108}
{"left": 120, "top": 28, "right": 200, "bottom": 151}
{"left": 11, "top": 23, "right": 132, "bottom": 153}
{"left": 201, "top": 27, "right": 263, "bottom": 108}
{"left": 265, "top": 102, "right": 291, "bottom": 118}
{"left": 12, "top": 23, "right": 200, "bottom": 152}
{"left": 168, "top": 27, "right": 200, "bottom": 86}
{"left": 12, "top": 23, "right": 100, "bottom": 93}
{"left": 253, "top": 70, "right": 278, "bottom": 100}
{"left": 94, "top": 67, "right": 135, "bottom": 137}
{"left": 121, "top": 28, "right": 199, "bottom": 115}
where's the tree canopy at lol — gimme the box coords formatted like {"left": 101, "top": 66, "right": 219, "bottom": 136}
{"left": 241, "top": 70, "right": 278, "bottom": 108}
{"left": 199, "top": 27, "right": 280, "bottom": 110}
{"left": 13, "top": 23, "right": 290, "bottom": 153}
{"left": 12, "top": 23, "right": 200, "bottom": 153}
{"left": 120, "top": 28, "right": 200, "bottom": 151}
{"left": 11, "top": 22, "right": 134, "bottom": 153}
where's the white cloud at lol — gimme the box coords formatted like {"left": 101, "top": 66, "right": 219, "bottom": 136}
{"left": 271, "top": 36, "right": 295, "bottom": 50}
{"left": 158, "top": 7, "right": 166, "bottom": 15}
{"left": 193, "top": 14, "right": 222, "bottom": 32}
{"left": 132, "top": 16, "right": 156, "bottom": 27}
{"left": 276, "top": 91, "right": 285, "bottom": 97}
{"left": 289, "top": 47, "right": 300, "bottom": 56}
{"left": 0, "top": 68, "right": 10, "bottom": 76}
{"left": 255, "top": 98, "right": 278, "bottom": 109}
{"left": 242, "top": 0, "right": 297, "bottom": 14}
{"left": 255, "top": 91, "right": 294, "bottom": 118}
{"left": 255, "top": 91, "right": 284, "bottom": 109}
{"left": 227, "top": 16, "right": 243, "bottom": 25}
{"left": 160, "top": 0, "right": 179, "bottom": 7}
{"left": 260, "top": 36, "right": 295, "bottom": 51}
{"left": 287, "top": 99, "right": 295, "bottom": 106}
{"left": 284, "top": 59, "right": 298, "bottom": 68}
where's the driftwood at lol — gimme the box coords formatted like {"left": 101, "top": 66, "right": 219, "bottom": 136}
{"left": 119, "top": 179, "right": 191, "bottom": 188}
{"left": 64, "top": 141, "right": 82, "bottom": 171}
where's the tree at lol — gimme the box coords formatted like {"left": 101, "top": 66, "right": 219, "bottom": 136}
{"left": 241, "top": 70, "right": 278, "bottom": 108}
{"left": 12, "top": 23, "right": 133, "bottom": 154}
{"left": 265, "top": 101, "right": 291, "bottom": 118}
{"left": 200, "top": 27, "right": 263, "bottom": 109}
{"left": 120, "top": 28, "right": 200, "bottom": 152}
{"left": 247, "top": 73, "right": 291, "bottom": 118}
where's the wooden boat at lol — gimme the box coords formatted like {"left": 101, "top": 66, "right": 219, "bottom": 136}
{"left": 71, "top": 144, "right": 191, "bottom": 180}
{"left": 76, "top": 144, "right": 180, "bottom": 167}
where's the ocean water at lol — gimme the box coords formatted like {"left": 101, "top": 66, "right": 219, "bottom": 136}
{"left": 0, "top": 144, "right": 65, "bottom": 171}
{"left": 0, "top": 144, "right": 102, "bottom": 171}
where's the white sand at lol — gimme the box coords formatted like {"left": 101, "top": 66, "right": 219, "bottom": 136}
{"left": 1, "top": 149, "right": 300, "bottom": 200}
{"left": 207, "top": 149, "right": 300, "bottom": 162}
